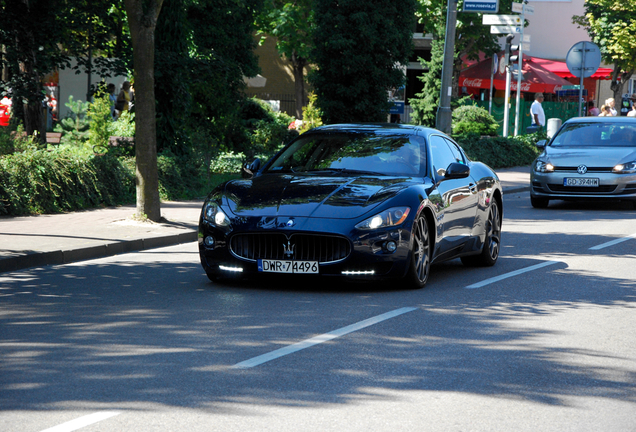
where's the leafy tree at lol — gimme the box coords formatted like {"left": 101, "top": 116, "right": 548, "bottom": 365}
{"left": 256, "top": 0, "right": 313, "bottom": 118}
{"left": 409, "top": 37, "right": 444, "bottom": 127}
{"left": 309, "top": 0, "right": 417, "bottom": 123}
{"left": 124, "top": 0, "right": 164, "bottom": 222}
{"left": 0, "top": 0, "right": 68, "bottom": 142}
{"left": 573, "top": 1, "right": 636, "bottom": 101}
{"left": 416, "top": 0, "right": 514, "bottom": 96}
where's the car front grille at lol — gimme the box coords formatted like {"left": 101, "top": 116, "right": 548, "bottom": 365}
{"left": 547, "top": 184, "right": 617, "bottom": 193}
{"left": 553, "top": 166, "right": 614, "bottom": 173}
{"left": 230, "top": 233, "right": 351, "bottom": 263}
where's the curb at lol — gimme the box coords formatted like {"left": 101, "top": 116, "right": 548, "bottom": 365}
{"left": 0, "top": 231, "right": 198, "bottom": 273}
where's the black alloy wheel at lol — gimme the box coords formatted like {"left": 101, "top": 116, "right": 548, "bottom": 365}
{"left": 404, "top": 215, "right": 431, "bottom": 289}
{"left": 462, "top": 201, "right": 501, "bottom": 267}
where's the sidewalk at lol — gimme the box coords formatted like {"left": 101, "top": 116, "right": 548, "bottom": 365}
{"left": 0, "top": 166, "right": 530, "bottom": 273}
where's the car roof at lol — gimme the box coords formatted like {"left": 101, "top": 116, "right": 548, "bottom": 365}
{"left": 564, "top": 116, "right": 636, "bottom": 125}
{"left": 307, "top": 123, "right": 439, "bottom": 136}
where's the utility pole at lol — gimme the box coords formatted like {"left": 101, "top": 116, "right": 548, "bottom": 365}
{"left": 436, "top": 0, "right": 458, "bottom": 134}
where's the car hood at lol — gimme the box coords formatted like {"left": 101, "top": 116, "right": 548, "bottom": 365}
{"left": 222, "top": 174, "right": 414, "bottom": 218}
{"left": 544, "top": 146, "right": 636, "bottom": 166}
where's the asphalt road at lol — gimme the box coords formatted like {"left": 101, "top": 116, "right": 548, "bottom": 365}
{"left": 1, "top": 192, "right": 635, "bottom": 432}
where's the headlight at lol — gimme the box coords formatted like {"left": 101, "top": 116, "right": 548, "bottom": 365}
{"left": 534, "top": 160, "right": 554, "bottom": 173}
{"left": 612, "top": 161, "right": 636, "bottom": 174}
{"left": 203, "top": 201, "right": 230, "bottom": 226}
{"left": 356, "top": 207, "right": 410, "bottom": 230}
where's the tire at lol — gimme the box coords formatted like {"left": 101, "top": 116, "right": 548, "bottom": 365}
{"left": 403, "top": 215, "right": 432, "bottom": 289}
{"left": 461, "top": 201, "right": 501, "bottom": 267}
{"left": 530, "top": 195, "right": 549, "bottom": 208}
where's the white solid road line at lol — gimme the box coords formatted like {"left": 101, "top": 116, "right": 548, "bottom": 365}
{"left": 39, "top": 411, "right": 121, "bottom": 432}
{"left": 465, "top": 260, "right": 561, "bottom": 289}
{"left": 233, "top": 307, "right": 419, "bottom": 369}
{"left": 589, "top": 233, "right": 636, "bottom": 251}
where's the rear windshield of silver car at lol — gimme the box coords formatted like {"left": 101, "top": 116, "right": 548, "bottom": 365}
{"left": 266, "top": 133, "right": 428, "bottom": 176}
{"left": 551, "top": 122, "right": 636, "bottom": 147}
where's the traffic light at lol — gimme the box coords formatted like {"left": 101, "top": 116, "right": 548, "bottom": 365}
{"left": 505, "top": 34, "right": 520, "bottom": 66}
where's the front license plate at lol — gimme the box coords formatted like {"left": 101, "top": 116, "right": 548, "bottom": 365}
{"left": 258, "top": 259, "right": 319, "bottom": 274}
{"left": 564, "top": 177, "right": 599, "bottom": 187}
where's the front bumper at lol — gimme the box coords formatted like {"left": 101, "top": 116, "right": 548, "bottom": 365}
{"left": 531, "top": 170, "right": 636, "bottom": 202}
{"left": 198, "top": 220, "right": 414, "bottom": 281}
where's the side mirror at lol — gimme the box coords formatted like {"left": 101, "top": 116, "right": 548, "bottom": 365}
{"left": 443, "top": 162, "right": 470, "bottom": 180}
{"left": 536, "top": 139, "right": 547, "bottom": 148}
{"left": 242, "top": 158, "right": 261, "bottom": 178}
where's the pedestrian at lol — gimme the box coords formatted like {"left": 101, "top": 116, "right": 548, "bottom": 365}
{"left": 107, "top": 83, "right": 118, "bottom": 119}
{"left": 605, "top": 97, "right": 618, "bottom": 116}
{"left": 587, "top": 100, "right": 600, "bottom": 116}
{"left": 115, "top": 81, "right": 131, "bottom": 114}
{"left": 627, "top": 100, "right": 636, "bottom": 118}
{"left": 530, "top": 92, "right": 545, "bottom": 129}
{"left": 598, "top": 104, "right": 611, "bottom": 117}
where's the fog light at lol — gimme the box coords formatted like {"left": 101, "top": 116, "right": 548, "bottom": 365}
{"left": 219, "top": 265, "right": 243, "bottom": 273}
{"left": 204, "top": 236, "right": 215, "bottom": 247}
{"left": 342, "top": 270, "right": 375, "bottom": 276}
{"left": 385, "top": 241, "right": 397, "bottom": 252}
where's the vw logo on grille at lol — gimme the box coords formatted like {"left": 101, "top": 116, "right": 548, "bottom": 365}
{"left": 286, "top": 219, "right": 295, "bottom": 227}
{"left": 577, "top": 165, "right": 588, "bottom": 174}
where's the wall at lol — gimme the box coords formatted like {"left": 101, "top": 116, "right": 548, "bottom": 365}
{"left": 58, "top": 59, "right": 128, "bottom": 119}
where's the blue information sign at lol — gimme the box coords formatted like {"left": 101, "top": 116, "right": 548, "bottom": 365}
{"left": 463, "top": 0, "right": 499, "bottom": 13}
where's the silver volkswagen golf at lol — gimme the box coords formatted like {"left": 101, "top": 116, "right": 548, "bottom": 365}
{"left": 530, "top": 117, "right": 636, "bottom": 209}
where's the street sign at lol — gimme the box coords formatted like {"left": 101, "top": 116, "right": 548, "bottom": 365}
{"left": 523, "top": 33, "right": 531, "bottom": 43}
{"left": 490, "top": 25, "right": 522, "bottom": 34}
{"left": 482, "top": 14, "right": 522, "bottom": 25}
{"left": 463, "top": 0, "right": 499, "bottom": 13}
{"left": 511, "top": 2, "right": 534, "bottom": 14}
{"left": 566, "top": 41, "right": 601, "bottom": 78}
{"left": 522, "top": 42, "right": 530, "bottom": 52}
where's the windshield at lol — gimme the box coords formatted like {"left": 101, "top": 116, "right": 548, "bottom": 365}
{"left": 550, "top": 122, "right": 636, "bottom": 148}
{"left": 266, "top": 132, "right": 427, "bottom": 176}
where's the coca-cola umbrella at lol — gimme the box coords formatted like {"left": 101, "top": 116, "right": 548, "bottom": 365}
{"left": 459, "top": 54, "right": 573, "bottom": 94}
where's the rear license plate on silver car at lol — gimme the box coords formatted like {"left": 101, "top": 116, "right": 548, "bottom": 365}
{"left": 258, "top": 259, "right": 319, "bottom": 274}
{"left": 564, "top": 178, "right": 599, "bottom": 187}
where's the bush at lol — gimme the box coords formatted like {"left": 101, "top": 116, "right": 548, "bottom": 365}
{"left": 239, "top": 98, "right": 298, "bottom": 159}
{"left": 456, "top": 132, "right": 544, "bottom": 169}
{"left": 0, "top": 149, "right": 135, "bottom": 215}
{"left": 452, "top": 105, "right": 499, "bottom": 136}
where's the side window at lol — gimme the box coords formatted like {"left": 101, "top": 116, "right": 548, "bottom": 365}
{"left": 443, "top": 138, "right": 466, "bottom": 164}
{"left": 429, "top": 135, "right": 457, "bottom": 175}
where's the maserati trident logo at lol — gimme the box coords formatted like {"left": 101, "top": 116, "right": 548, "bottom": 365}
{"left": 283, "top": 240, "right": 295, "bottom": 258}
{"left": 577, "top": 165, "right": 588, "bottom": 174}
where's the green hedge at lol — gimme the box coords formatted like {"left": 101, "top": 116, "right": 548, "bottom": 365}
{"left": 455, "top": 132, "right": 544, "bottom": 169}
{"left": 0, "top": 150, "right": 135, "bottom": 215}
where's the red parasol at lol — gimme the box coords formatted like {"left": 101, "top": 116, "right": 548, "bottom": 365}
{"left": 459, "top": 53, "right": 574, "bottom": 94}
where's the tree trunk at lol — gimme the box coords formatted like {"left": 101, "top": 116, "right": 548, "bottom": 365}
{"left": 291, "top": 52, "right": 306, "bottom": 119}
{"left": 611, "top": 66, "right": 634, "bottom": 108}
{"left": 124, "top": 0, "right": 164, "bottom": 222}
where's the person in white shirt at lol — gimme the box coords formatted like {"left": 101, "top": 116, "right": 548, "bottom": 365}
{"left": 627, "top": 100, "right": 636, "bottom": 118}
{"left": 605, "top": 97, "right": 618, "bottom": 116}
{"left": 530, "top": 93, "right": 545, "bottom": 128}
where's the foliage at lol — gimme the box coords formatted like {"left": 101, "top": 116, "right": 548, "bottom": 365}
{"left": 0, "top": 149, "right": 135, "bottom": 215}
{"left": 55, "top": 96, "right": 91, "bottom": 144}
{"left": 309, "top": 0, "right": 417, "bottom": 123}
{"left": 238, "top": 98, "right": 298, "bottom": 159}
{"left": 456, "top": 132, "right": 543, "bottom": 169}
{"left": 299, "top": 92, "right": 323, "bottom": 133}
{"left": 415, "top": 0, "right": 516, "bottom": 96}
{"left": 452, "top": 105, "right": 499, "bottom": 136}
{"left": 572, "top": 1, "right": 636, "bottom": 99}
{"left": 88, "top": 94, "right": 114, "bottom": 148}
{"left": 0, "top": 0, "right": 130, "bottom": 136}
{"left": 256, "top": 0, "right": 313, "bottom": 117}
{"left": 409, "top": 37, "right": 444, "bottom": 127}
